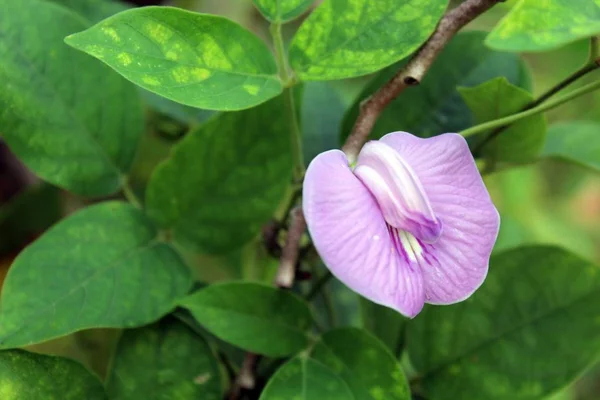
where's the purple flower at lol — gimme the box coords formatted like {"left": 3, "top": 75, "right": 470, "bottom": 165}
{"left": 303, "top": 132, "right": 499, "bottom": 318}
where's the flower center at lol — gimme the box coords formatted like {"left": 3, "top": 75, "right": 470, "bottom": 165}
{"left": 354, "top": 141, "right": 442, "bottom": 244}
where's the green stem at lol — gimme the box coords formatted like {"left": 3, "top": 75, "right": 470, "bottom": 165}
{"left": 270, "top": 23, "right": 304, "bottom": 181}
{"left": 461, "top": 79, "right": 600, "bottom": 138}
{"left": 122, "top": 179, "right": 142, "bottom": 209}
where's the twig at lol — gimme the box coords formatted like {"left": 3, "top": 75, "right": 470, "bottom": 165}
{"left": 228, "top": 353, "right": 261, "bottom": 400}
{"left": 474, "top": 37, "right": 600, "bottom": 154}
{"left": 275, "top": 207, "right": 306, "bottom": 288}
{"left": 342, "top": 0, "right": 503, "bottom": 162}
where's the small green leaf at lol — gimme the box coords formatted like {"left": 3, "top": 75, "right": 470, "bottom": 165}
{"left": 146, "top": 95, "right": 293, "bottom": 254}
{"left": 340, "top": 31, "right": 531, "bottom": 141}
{"left": 312, "top": 328, "right": 410, "bottom": 400}
{"left": 0, "top": 0, "right": 144, "bottom": 196}
{"left": 542, "top": 121, "right": 600, "bottom": 172}
{"left": 106, "top": 317, "right": 222, "bottom": 399}
{"left": 0, "top": 202, "right": 192, "bottom": 349}
{"left": 48, "top": 0, "right": 129, "bottom": 23}
{"left": 408, "top": 246, "right": 600, "bottom": 400}
{"left": 360, "top": 299, "right": 406, "bottom": 354}
{"left": 0, "top": 350, "right": 105, "bottom": 399}
{"left": 179, "top": 282, "right": 312, "bottom": 357}
{"left": 302, "top": 82, "right": 346, "bottom": 163}
{"left": 65, "top": 6, "right": 282, "bottom": 111}
{"left": 253, "top": 0, "right": 314, "bottom": 22}
{"left": 289, "top": 0, "right": 447, "bottom": 80}
{"left": 260, "top": 356, "right": 353, "bottom": 400}
{"left": 486, "top": 0, "right": 600, "bottom": 52}
{"left": 458, "top": 76, "right": 547, "bottom": 162}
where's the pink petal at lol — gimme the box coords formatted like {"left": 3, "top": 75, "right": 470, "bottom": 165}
{"left": 380, "top": 132, "right": 500, "bottom": 305}
{"left": 355, "top": 141, "right": 442, "bottom": 243}
{"left": 303, "top": 150, "right": 425, "bottom": 317}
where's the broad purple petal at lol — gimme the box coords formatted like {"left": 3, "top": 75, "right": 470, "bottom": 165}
{"left": 303, "top": 150, "right": 425, "bottom": 317}
{"left": 380, "top": 132, "right": 500, "bottom": 305}
{"left": 355, "top": 141, "right": 442, "bottom": 243}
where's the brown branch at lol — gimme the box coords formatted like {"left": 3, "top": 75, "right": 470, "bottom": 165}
{"left": 227, "top": 352, "right": 261, "bottom": 400}
{"left": 342, "top": 0, "right": 503, "bottom": 161}
{"left": 275, "top": 206, "right": 306, "bottom": 288}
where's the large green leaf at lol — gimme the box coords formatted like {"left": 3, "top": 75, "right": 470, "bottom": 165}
{"left": 360, "top": 299, "right": 406, "bottom": 355}
{"left": 106, "top": 317, "right": 222, "bottom": 399}
{"left": 260, "top": 356, "right": 353, "bottom": 400}
{"left": 458, "top": 77, "right": 547, "bottom": 162}
{"left": 48, "top": 0, "right": 129, "bottom": 23}
{"left": 542, "top": 121, "right": 600, "bottom": 172}
{"left": 146, "top": 95, "right": 292, "bottom": 254}
{"left": 252, "top": 0, "right": 314, "bottom": 22}
{"left": 0, "top": 202, "right": 192, "bottom": 349}
{"left": 0, "top": 350, "right": 105, "bottom": 399}
{"left": 289, "top": 0, "right": 447, "bottom": 80}
{"left": 179, "top": 282, "right": 312, "bottom": 357}
{"left": 340, "top": 31, "right": 531, "bottom": 141}
{"left": 65, "top": 6, "right": 282, "bottom": 111}
{"left": 486, "top": 0, "right": 600, "bottom": 52}
{"left": 312, "top": 328, "right": 410, "bottom": 400}
{"left": 407, "top": 246, "right": 600, "bottom": 400}
{"left": 0, "top": 0, "right": 144, "bottom": 196}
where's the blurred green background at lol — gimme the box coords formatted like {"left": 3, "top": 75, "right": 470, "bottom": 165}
{"left": 1, "top": 1, "right": 600, "bottom": 398}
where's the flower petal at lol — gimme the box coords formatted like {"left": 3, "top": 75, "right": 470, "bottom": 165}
{"left": 303, "top": 150, "right": 425, "bottom": 317}
{"left": 380, "top": 132, "right": 500, "bottom": 305}
{"left": 355, "top": 141, "right": 442, "bottom": 243}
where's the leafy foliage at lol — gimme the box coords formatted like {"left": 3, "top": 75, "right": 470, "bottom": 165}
{"left": 180, "top": 282, "right": 313, "bottom": 357}
{"left": 542, "top": 121, "right": 600, "bottom": 172}
{"left": 289, "top": 0, "right": 447, "bottom": 80}
{"left": 0, "top": 202, "right": 192, "bottom": 348}
{"left": 0, "top": 350, "right": 105, "bottom": 399}
{"left": 486, "top": 0, "right": 600, "bottom": 52}
{"left": 408, "top": 246, "right": 600, "bottom": 400}
{"left": 0, "top": 0, "right": 143, "bottom": 196}
{"left": 66, "top": 6, "right": 282, "bottom": 110}
{"left": 146, "top": 94, "right": 293, "bottom": 254}
{"left": 252, "top": 0, "right": 314, "bottom": 22}
{"left": 459, "top": 77, "right": 547, "bottom": 162}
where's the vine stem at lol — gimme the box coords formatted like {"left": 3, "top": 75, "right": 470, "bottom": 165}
{"left": 121, "top": 179, "right": 142, "bottom": 209}
{"left": 474, "top": 36, "right": 600, "bottom": 153}
{"left": 270, "top": 22, "right": 305, "bottom": 181}
{"left": 342, "top": 0, "right": 504, "bottom": 162}
{"left": 460, "top": 79, "right": 600, "bottom": 138}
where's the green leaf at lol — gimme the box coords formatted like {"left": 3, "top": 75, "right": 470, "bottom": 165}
{"left": 65, "top": 6, "right": 283, "bottom": 111}
{"left": 302, "top": 82, "right": 346, "bottom": 163}
{"left": 146, "top": 95, "right": 292, "bottom": 254}
{"left": 340, "top": 31, "right": 531, "bottom": 141}
{"left": 0, "top": 0, "right": 144, "bottom": 196}
{"left": 252, "top": 0, "right": 314, "bottom": 23}
{"left": 260, "top": 356, "right": 353, "bottom": 400}
{"left": 0, "top": 350, "right": 105, "bottom": 399}
{"left": 360, "top": 299, "right": 406, "bottom": 355}
{"left": 458, "top": 77, "right": 547, "bottom": 162}
{"left": 48, "top": 0, "right": 129, "bottom": 23}
{"left": 407, "top": 246, "right": 600, "bottom": 400}
{"left": 312, "top": 328, "right": 410, "bottom": 400}
{"left": 289, "top": 0, "right": 447, "bottom": 80}
{"left": 542, "top": 121, "right": 600, "bottom": 172}
{"left": 106, "top": 317, "right": 222, "bottom": 399}
{"left": 179, "top": 282, "right": 312, "bottom": 357}
{"left": 0, "top": 202, "right": 192, "bottom": 349}
{"left": 486, "top": 0, "right": 600, "bottom": 52}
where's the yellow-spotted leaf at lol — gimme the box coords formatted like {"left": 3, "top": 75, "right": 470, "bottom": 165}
{"left": 289, "top": 0, "right": 447, "bottom": 80}
{"left": 65, "top": 6, "right": 282, "bottom": 110}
